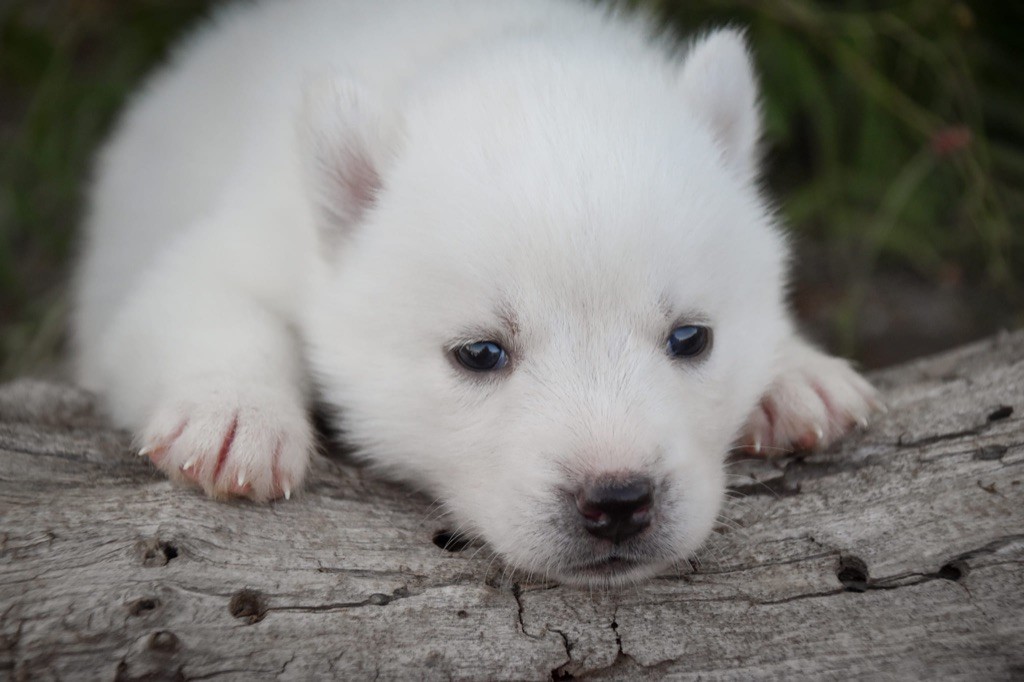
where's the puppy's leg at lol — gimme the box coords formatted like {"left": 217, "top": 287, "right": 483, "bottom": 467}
{"left": 93, "top": 218, "right": 313, "bottom": 501}
{"left": 742, "top": 335, "right": 880, "bottom": 455}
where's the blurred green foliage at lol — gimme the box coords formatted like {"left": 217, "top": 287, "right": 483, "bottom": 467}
{"left": 637, "top": 0, "right": 1023, "bottom": 355}
{"left": 1, "top": 0, "right": 210, "bottom": 377}
{"left": 1, "top": 0, "right": 1022, "bottom": 377}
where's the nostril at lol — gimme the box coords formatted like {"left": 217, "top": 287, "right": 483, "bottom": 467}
{"left": 576, "top": 477, "right": 654, "bottom": 543}
{"left": 578, "top": 501, "right": 606, "bottom": 523}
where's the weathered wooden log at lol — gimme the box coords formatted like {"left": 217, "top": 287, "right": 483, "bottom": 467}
{"left": 1, "top": 331, "right": 1022, "bottom": 680}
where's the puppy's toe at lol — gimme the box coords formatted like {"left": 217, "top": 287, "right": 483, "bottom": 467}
{"left": 137, "top": 385, "right": 313, "bottom": 502}
{"left": 742, "top": 348, "right": 880, "bottom": 455}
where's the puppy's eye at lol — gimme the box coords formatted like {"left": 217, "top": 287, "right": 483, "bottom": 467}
{"left": 455, "top": 341, "right": 508, "bottom": 372}
{"left": 667, "top": 325, "right": 711, "bottom": 358}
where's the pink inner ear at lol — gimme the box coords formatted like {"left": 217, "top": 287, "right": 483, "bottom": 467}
{"left": 326, "top": 145, "right": 381, "bottom": 225}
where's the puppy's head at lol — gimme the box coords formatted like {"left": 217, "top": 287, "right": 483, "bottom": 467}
{"left": 303, "top": 30, "right": 788, "bottom": 586}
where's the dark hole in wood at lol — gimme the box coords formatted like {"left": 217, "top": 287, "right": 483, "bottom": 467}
{"left": 837, "top": 556, "right": 870, "bottom": 592}
{"left": 457, "top": 610, "right": 468, "bottom": 619}
{"left": 987, "top": 405, "right": 1013, "bottom": 421}
{"left": 938, "top": 561, "right": 967, "bottom": 582}
{"left": 148, "top": 631, "right": 180, "bottom": 653}
{"left": 137, "top": 538, "right": 180, "bottom": 567}
{"left": 552, "top": 669, "right": 576, "bottom": 680}
{"left": 367, "top": 593, "right": 391, "bottom": 606}
{"left": 432, "top": 530, "right": 470, "bottom": 552}
{"left": 127, "top": 598, "right": 159, "bottom": 616}
{"left": 228, "top": 589, "right": 266, "bottom": 624}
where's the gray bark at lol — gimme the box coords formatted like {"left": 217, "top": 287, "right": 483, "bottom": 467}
{"left": 1, "top": 331, "right": 1022, "bottom": 680}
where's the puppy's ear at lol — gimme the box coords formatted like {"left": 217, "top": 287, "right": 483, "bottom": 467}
{"left": 300, "top": 77, "right": 400, "bottom": 247}
{"left": 679, "top": 29, "right": 761, "bottom": 180}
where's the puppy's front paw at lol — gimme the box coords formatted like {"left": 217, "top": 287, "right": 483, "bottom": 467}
{"left": 138, "top": 385, "right": 312, "bottom": 501}
{"left": 742, "top": 344, "right": 880, "bottom": 455}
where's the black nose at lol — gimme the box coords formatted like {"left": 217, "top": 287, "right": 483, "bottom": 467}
{"left": 576, "top": 477, "right": 654, "bottom": 543}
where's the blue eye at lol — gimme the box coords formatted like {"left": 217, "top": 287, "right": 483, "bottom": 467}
{"left": 667, "top": 325, "right": 711, "bottom": 358}
{"left": 455, "top": 341, "right": 508, "bottom": 371}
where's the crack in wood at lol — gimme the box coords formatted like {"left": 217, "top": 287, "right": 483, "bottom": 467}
{"left": 267, "top": 586, "right": 414, "bottom": 613}
{"left": 2, "top": 331, "right": 1023, "bottom": 678}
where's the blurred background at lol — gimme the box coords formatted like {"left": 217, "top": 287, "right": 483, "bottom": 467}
{"left": 1, "top": 0, "right": 1021, "bottom": 379}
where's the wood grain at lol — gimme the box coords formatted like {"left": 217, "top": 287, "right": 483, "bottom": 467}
{"left": 2, "top": 332, "right": 1022, "bottom": 680}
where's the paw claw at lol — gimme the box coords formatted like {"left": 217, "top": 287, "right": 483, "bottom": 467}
{"left": 740, "top": 341, "right": 879, "bottom": 456}
{"left": 140, "top": 387, "right": 311, "bottom": 502}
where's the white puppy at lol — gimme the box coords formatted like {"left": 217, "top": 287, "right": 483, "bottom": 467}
{"left": 74, "top": 0, "right": 878, "bottom": 585}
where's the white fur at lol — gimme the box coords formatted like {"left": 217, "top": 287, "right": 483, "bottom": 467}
{"left": 74, "top": 0, "right": 877, "bottom": 586}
